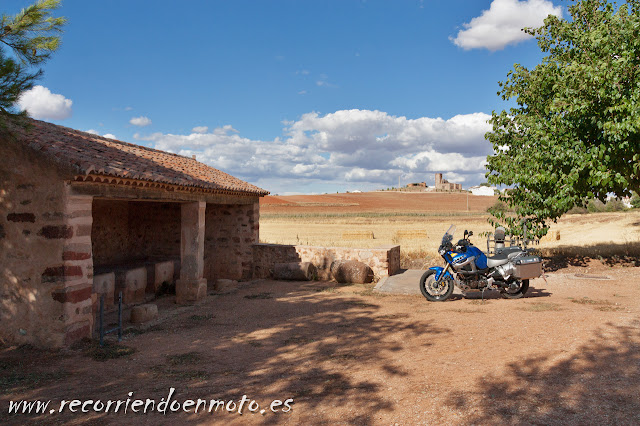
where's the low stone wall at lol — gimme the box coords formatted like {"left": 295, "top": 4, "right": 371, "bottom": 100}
{"left": 253, "top": 244, "right": 400, "bottom": 281}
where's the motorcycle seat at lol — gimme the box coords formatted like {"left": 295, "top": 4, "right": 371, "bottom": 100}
{"left": 496, "top": 246, "right": 525, "bottom": 256}
{"left": 486, "top": 255, "right": 509, "bottom": 268}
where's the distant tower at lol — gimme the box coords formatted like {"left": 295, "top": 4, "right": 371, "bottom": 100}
{"left": 435, "top": 173, "right": 443, "bottom": 186}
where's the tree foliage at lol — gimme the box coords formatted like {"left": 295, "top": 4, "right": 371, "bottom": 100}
{"left": 0, "top": 0, "right": 65, "bottom": 127}
{"left": 486, "top": 0, "right": 640, "bottom": 237}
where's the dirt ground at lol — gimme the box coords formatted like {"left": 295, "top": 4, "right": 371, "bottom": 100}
{"left": 2, "top": 260, "right": 639, "bottom": 425}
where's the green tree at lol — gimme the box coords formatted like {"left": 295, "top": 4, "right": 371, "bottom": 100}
{"left": 485, "top": 0, "right": 640, "bottom": 237}
{"left": 0, "top": 0, "right": 65, "bottom": 128}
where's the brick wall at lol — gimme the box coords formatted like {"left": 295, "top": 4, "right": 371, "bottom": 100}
{"left": 91, "top": 200, "right": 180, "bottom": 266}
{"left": 91, "top": 200, "right": 129, "bottom": 265}
{"left": 253, "top": 244, "right": 401, "bottom": 281}
{"left": 204, "top": 203, "right": 259, "bottom": 282}
{"left": 58, "top": 193, "right": 95, "bottom": 345}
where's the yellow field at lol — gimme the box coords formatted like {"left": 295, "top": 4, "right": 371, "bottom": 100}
{"left": 260, "top": 208, "right": 640, "bottom": 267}
{"left": 260, "top": 214, "right": 490, "bottom": 249}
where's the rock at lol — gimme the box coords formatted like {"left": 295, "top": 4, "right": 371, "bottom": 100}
{"left": 330, "top": 260, "right": 374, "bottom": 284}
{"left": 130, "top": 304, "right": 158, "bottom": 324}
{"left": 273, "top": 262, "right": 317, "bottom": 281}
{"left": 215, "top": 279, "right": 237, "bottom": 292}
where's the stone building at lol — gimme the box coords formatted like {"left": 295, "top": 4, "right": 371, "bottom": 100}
{"left": 434, "top": 173, "right": 462, "bottom": 191}
{"left": 1, "top": 119, "right": 268, "bottom": 347}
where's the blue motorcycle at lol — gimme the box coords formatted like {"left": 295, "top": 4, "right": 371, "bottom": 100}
{"left": 419, "top": 225, "right": 543, "bottom": 302}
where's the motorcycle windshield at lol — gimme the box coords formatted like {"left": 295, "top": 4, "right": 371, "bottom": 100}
{"left": 441, "top": 225, "right": 456, "bottom": 246}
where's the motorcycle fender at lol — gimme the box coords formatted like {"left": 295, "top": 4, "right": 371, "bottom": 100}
{"left": 429, "top": 266, "right": 453, "bottom": 281}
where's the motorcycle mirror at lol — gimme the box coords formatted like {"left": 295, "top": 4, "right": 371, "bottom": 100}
{"left": 463, "top": 230, "right": 468, "bottom": 238}
{"left": 468, "top": 231, "right": 473, "bottom": 237}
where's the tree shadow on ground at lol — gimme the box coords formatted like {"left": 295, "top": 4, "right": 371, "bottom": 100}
{"left": 446, "top": 321, "right": 640, "bottom": 424}
{"left": 0, "top": 280, "right": 450, "bottom": 425}
{"left": 542, "top": 241, "right": 640, "bottom": 272}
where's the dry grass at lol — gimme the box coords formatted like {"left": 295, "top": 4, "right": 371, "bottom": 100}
{"left": 244, "top": 292, "right": 273, "bottom": 299}
{"left": 394, "top": 230, "right": 428, "bottom": 240}
{"left": 0, "top": 368, "right": 67, "bottom": 395}
{"left": 79, "top": 341, "right": 136, "bottom": 362}
{"left": 540, "top": 230, "right": 561, "bottom": 242}
{"left": 568, "top": 297, "right": 623, "bottom": 311}
{"left": 519, "top": 302, "right": 562, "bottom": 312}
{"left": 570, "top": 297, "right": 617, "bottom": 307}
{"left": 342, "top": 230, "right": 375, "bottom": 240}
{"left": 448, "top": 308, "right": 486, "bottom": 313}
{"left": 540, "top": 241, "right": 640, "bottom": 260}
{"left": 468, "top": 300, "right": 491, "bottom": 305}
{"left": 166, "top": 351, "right": 202, "bottom": 366}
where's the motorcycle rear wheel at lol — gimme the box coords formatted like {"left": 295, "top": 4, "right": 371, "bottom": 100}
{"left": 500, "top": 279, "right": 529, "bottom": 299}
{"left": 420, "top": 270, "right": 454, "bottom": 302}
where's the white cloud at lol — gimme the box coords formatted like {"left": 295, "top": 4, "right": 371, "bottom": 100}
{"left": 135, "top": 109, "right": 493, "bottom": 194}
{"left": 451, "top": 0, "right": 562, "bottom": 51}
{"left": 192, "top": 126, "right": 209, "bottom": 133}
{"left": 390, "top": 150, "right": 487, "bottom": 172}
{"left": 86, "top": 129, "right": 117, "bottom": 139}
{"left": 17, "top": 85, "right": 72, "bottom": 120}
{"left": 316, "top": 74, "right": 337, "bottom": 88}
{"left": 129, "top": 116, "right": 152, "bottom": 127}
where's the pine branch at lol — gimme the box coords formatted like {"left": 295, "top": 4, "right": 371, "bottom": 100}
{"left": 0, "top": 0, "right": 65, "bottom": 128}
{"left": 0, "top": 0, "right": 66, "bottom": 66}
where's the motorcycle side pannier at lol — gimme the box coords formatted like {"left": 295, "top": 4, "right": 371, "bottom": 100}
{"left": 513, "top": 256, "right": 543, "bottom": 279}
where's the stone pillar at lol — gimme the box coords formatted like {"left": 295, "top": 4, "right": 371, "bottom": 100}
{"left": 176, "top": 201, "right": 207, "bottom": 304}
{"left": 54, "top": 191, "right": 95, "bottom": 345}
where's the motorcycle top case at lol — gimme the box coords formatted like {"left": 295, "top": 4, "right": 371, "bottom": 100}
{"left": 513, "top": 255, "right": 543, "bottom": 280}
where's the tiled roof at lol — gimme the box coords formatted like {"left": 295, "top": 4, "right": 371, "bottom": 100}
{"left": 13, "top": 118, "right": 269, "bottom": 196}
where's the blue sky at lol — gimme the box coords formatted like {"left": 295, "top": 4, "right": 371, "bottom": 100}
{"left": 7, "top": 0, "right": 564, "bottom": 194}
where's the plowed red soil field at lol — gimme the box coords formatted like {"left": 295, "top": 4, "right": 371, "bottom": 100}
{"left": 260, "top": 191, "right": 498, "bottom": 215}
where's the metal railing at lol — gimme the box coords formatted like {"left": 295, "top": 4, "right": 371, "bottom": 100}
{"left": 98, "top": 292, "right": 122, "bottom": 346}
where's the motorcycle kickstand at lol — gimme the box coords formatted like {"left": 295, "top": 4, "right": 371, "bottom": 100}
{"left": 481, "top": 287, "right": 486, "bottom": 303}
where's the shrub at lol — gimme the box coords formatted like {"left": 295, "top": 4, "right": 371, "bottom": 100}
{"left": 605, "top": 198, "right": 625, "bottom": 212}
{"left": 567, "top": 205, "right": 588, "bottom": 214}
{"left": 487, "top": 200, "right": 510, "bottom": 214}
{"left": 587, "top": 199, "right": 606, "bottom": 213}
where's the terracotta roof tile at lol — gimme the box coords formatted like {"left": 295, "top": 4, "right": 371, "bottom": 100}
{"left": 12, "top": 119, "right": 269, "bottom": 196}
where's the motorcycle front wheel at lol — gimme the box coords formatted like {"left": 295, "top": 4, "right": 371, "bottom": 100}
{"left": 500, "top": 279, "right": 529, "bottom": 299}
{"left": 420, "top": 270, "right": 454, "bottom": 302}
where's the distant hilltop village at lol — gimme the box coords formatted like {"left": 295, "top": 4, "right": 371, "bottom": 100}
{"left": 434, "top": 173, "right": 462, "bottom": 191}
{"left": 406, "top": 173, "right": 463, "bottom": 192}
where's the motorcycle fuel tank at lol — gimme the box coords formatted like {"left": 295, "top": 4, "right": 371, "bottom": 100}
{"left": 467, "top": 246, "right": 488, "bottom": 269}
{"left": 451, "top": 247, "right": 487, "bottom": 269}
